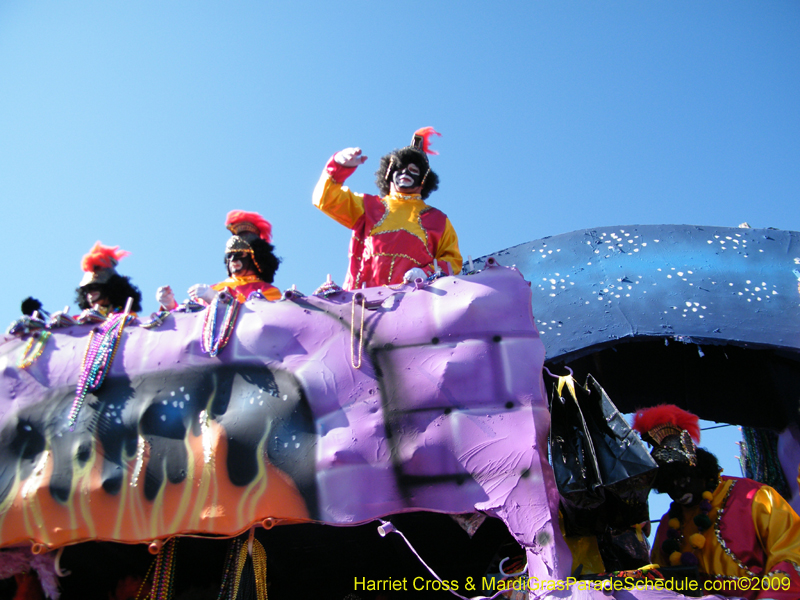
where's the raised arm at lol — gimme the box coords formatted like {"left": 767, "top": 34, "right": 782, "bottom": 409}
{"left": 312, "top": 148, "right": 369, "bottom": 230}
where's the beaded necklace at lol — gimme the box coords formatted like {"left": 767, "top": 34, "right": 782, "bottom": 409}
{"left": 233, "top": 537, "right": 268, "bottom": 600}
{"left": 350, "top": 293, "right": 365, "bottom": 369}
{"left": 17, "top": 330, "right": 52, "bottom": 369}
{"left": 662, "top": 488, "right": 716, "bottom": 567}
{"left": 217, "top": 534, "right": 268, "bottom": 600}
{"left": 140, "top": 310, "right": 171, "bottom": 329}
{"left": 136, "top": 538, "right": 178, "bottom": 600}
{"left": 216, "top": 538, "right": 243, "bottom": 600}
{"left": 201, "top": 294, "right": 241, "bottom": 357}
{"left": 69, "top": 312, "right": 135, "bottom": 427}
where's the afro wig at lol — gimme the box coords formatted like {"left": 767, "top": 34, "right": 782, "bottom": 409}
{"left": 374, "top": 147, "right": 440, "bottom": 200}
{"left": 225, "top": 238, "right": 280, "bottom": 284}
{"left": 76, "top": 274, "right": 143, "bottom": 313}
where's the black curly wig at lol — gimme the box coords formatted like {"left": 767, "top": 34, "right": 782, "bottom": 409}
{"left": 374, "top": 147, "right": 439, "bottom": 200}
{"left": 226, "top": 238, "right": 281, "bottom": 283}
{"left": 653, "top": 447, "right": 722, "bottom": 495}
{"left": 75, "top": 274, "right": 143, "bottom": 312}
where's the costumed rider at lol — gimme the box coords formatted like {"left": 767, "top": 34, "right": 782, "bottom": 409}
{"left": 633, "top": 404, "right": 800, "bottom": 599}
{"left": 156, "top": 210, "right": 281, "bottom": 310}
{"left": 74, "top": 242, "right": 143, "bottom": 318}
{"left": 313, "top": 127, "right": 463, "bottom": 290}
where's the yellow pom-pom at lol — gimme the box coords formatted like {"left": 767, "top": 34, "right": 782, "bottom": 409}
{"left": 689, "top": 533, "right": 706, "bottom": 550}
{"left": 668, "top": 518, "right": 681, "bottom": 529}
{"left": 669, "top": 551, "right": 683, "bottom": 566}
{"left": 702, "top": 491, "right": 713, "bottom": 501}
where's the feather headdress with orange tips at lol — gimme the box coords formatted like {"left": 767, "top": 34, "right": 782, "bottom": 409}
{"left": 79, "top": 242, "right": 131, "bottom": 287}
{"left": 411, "top": 126, "right": 442, "bottom": 156}
{"left": 633, "top": 404, "right": 700, "bottom": 466}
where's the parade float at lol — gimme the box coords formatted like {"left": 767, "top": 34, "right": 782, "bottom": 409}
{"left": 0, "top": 224, "right": 798, "bottom": 599}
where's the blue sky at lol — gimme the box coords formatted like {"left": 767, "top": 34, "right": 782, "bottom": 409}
{"left": 1, "top": 1, "right": 798, "bottom": 544}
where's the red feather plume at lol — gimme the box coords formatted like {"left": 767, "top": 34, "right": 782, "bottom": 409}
{"left": 414, "top": 127, "right": 442, "bottom": 155}
{"left": 225, "top": 210, "right": 272, "bottom": 243}
{"left": 632, "top": 404, "right": 701, "bottom": 443}
{"left": 80, "top": 242, "right": 130, "bottom": 273}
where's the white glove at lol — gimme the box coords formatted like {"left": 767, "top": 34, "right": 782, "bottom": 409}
{"left": 156, "top": 286, "right": 178, "bottom": 310}
{"left": 188, "top": 283, "right": 217, "bottom": 304}
{"left": 403, "top": 267, "right": 427, "bottom": 283}
{"left": 334, "top": 147, "right": 368, "bottom": 168}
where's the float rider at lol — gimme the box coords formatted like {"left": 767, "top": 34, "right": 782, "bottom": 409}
{"left": 75, "top": 242, "right": 142, "bottom": 316}
{"left": 157, "top": 210, "right": 281, "bottom": 309}
{"left": 313, "top": 127, "right": 462, "bottom": 290}
{"left": 633, "top": 404, "right": 800, "bottom": 599}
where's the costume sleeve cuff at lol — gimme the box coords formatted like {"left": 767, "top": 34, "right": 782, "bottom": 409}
{"left": 326, "top": 155, "right": 357, "bottom": 184}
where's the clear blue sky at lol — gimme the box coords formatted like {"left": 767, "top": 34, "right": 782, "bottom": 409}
{"left": 1, "top": 1, "right": 798, "bottom": 543}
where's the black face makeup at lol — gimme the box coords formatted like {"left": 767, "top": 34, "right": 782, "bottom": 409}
{"left": 83, "top": 285, "right": 109, "bottom": 307}
{"left": 392, "top": 162, "right": 423, "bottom": 191}
{"left": 665, "top": 473, "right": 707, "bottom": 506}
{"left": 226, "top": 252, "right": 255, "bottom": 276}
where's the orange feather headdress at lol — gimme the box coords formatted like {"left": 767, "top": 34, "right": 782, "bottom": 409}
{"left": 79, "top": 242, "right": 130, "bottom": 287}
{"left": 411, "top": 127, "right": 442, "bottom": 156}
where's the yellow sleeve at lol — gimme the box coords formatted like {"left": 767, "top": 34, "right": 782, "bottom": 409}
{"left": 312, "top": 172, "right": 366, "bottom": 230}
{"left": 264, "top": 286, "right": 282, "bottom": 301}
{"left": 436, "top": 217, "right": 463, "bottom": 275}
{"left": 752, "top": 485, "right": 800, "bottom": 574}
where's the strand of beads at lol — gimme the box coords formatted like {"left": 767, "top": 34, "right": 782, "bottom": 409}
{"left": 69, "top": 312, "right": 134, "bottom": 427}
{"left": 350, "top": 293, "right": 365, "bottom": 369}
{"left": 252, "top": 538, "right": 268, "bottom": 600}
{"left": 230, "top": 537, "right": 268, "bottom": 600}
{"left": 216, "top": 538, "right": 243, "bottom": 600}
{"left": 140, "top": 310, "right": 171, "bottom": 329}
{"left": 201, "top": 295, "right": 241, "bottom": 357}
{"left": 231, "top": 541, "right": 248, "bottom": 599}
{"left": 17, "top": 330, "right": 52, "bottom": 369}
{"left": 134, "top": 560, "right": 156, "bottom": 600}
{"left": 150, "top": 538, "right": 178, "bottom": 600}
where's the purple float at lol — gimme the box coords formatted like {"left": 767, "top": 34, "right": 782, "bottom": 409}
{"left": 1, "top": 225, "right": 798, "bottom": 599}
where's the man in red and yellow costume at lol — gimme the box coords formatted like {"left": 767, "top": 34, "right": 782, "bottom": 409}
{"left": 633, "top": 405, "right": 800, "bottom": 599}
{"left": 313, "top": 127, "right": 462, "bottom": 290}
{"left": 157, "top": 211, "right": 281, "bottom": 309}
